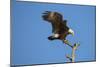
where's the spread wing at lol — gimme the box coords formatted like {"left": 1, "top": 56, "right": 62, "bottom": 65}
{"left": 42, "top": 11, "right": 68, "bottom": 34}
{"left": 50, "top": 12, "right": 63, "bottom": 33}
{"left": 42, "top": 11, "right": 63, "bottom": 22}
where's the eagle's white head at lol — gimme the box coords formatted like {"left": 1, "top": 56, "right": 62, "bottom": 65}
{"left": 68, "top": 28, "right": 74, "bottom": 36}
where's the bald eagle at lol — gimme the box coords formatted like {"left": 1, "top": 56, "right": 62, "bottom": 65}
{"left": 42, "top": 11, "right": 74, "bottom": 42}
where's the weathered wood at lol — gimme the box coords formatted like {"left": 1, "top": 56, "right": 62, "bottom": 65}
{"left": 63, "top": 40, "right": 80, "bottom": 62}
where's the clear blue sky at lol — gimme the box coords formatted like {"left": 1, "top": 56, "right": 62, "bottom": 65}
{"left": 11, "top": 1, "right": 96, "bottom": 65}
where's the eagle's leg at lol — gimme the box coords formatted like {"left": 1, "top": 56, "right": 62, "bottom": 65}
{"left": 63, "top": 39, "right": 73, "bottom": 48}
{"left": 63, "top": 39, "right": 80, "bottom": 49}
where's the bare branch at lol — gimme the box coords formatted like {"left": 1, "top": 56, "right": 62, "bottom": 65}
{"left": 63, "top": 40, "right": 80, "bottom": 62}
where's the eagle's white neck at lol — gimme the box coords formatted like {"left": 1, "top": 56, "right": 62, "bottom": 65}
{"left": 68, "top": 29, "right": 74, "bottom": 36}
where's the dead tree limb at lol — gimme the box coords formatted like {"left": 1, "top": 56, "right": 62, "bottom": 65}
{"left": 63, "top": 40, "right": 80, "bottom": 62}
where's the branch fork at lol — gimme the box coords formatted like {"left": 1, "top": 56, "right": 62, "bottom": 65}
{"left": 63, "top": 40, "right": 80, "bottom": 62}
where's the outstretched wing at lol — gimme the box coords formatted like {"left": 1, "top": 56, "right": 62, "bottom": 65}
{"left": 53, "top": 12, "right": 63, "bottom": 22}
{"left": 42, "top": 11, "right": 63, "bottom": 22}
{"left": 42, "top": 11, "right": 68, "bottom": 34}
{"left": 50, "top": 12, "right": 64, "bottom": 33}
